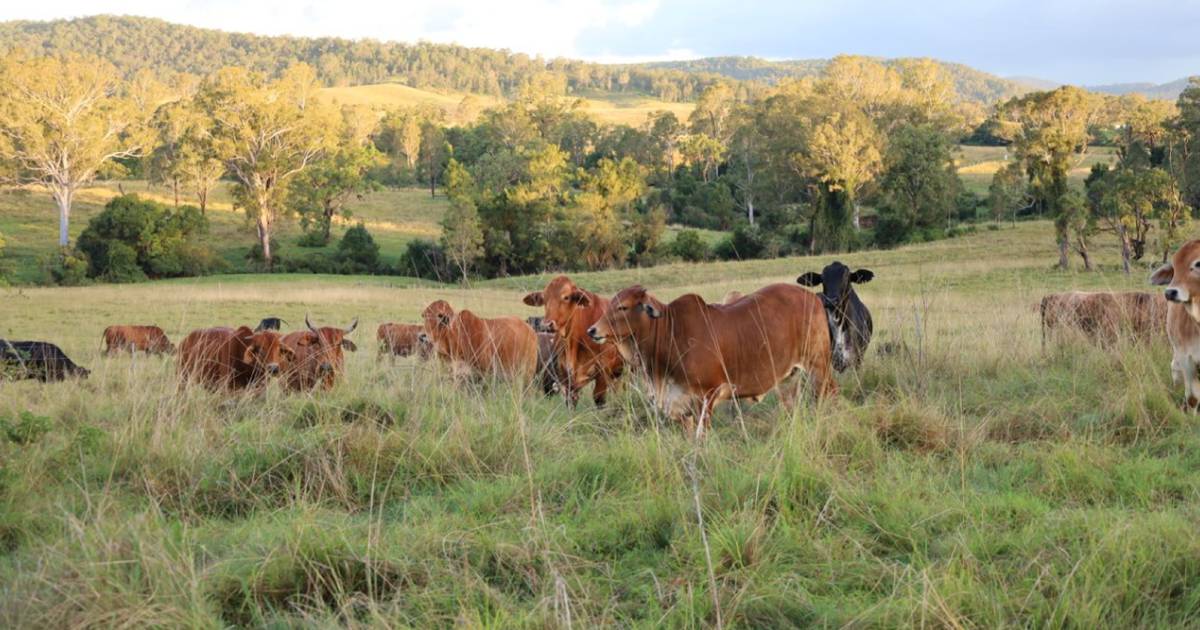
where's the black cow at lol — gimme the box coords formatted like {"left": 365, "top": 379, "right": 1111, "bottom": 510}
{"left": 1, "top": 340, "right": 91, "bottom": 381}
{"left": 255, "top": 317, "right": 288, "bottom": 332}
{"left": 797, "top": 262, "right": 874, "bottom": 372}
{"left": 526, "top": 316, "right": 550, "bottom": 333}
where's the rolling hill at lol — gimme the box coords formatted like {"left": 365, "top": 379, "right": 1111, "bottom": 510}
{"left": 1087, "top": 77, "right": 1195, "bottom": 100}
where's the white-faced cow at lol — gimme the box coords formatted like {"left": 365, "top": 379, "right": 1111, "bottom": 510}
{"left": 797, "top": 262, "right": 874, "bottom": 371}
{"left": 1151, "top": 240, "right": 1200, "bottom": 410}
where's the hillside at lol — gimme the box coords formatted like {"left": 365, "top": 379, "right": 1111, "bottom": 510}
{"left": 2, "top": 16, "right": 1055, "bottom": 108}
{"left": 1088, "top": 77, "right": 1195, "bottom": 101}
{"left": 641, "top": 55, "right": 1034, "bottom": 104}
{"left": 316, "top": 83, "right": 695, "bottom": 126}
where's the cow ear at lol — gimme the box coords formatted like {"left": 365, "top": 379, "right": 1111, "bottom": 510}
{"left": 796, "top": 272, "right": 822, "bottom": 287}
{"left": 849, "top": 269, "right": 874, "bottom": 284}
{"left": 1150, "top": 263, "right": 1174, "bottom": 286}
{"left": 523, "top": 292, "right": 545, "bottom": 307}
{"left": 565, "top": 290, "right": 591, "bottom": 306}
{"left": 242, "top": 345, "right": 256, "bottom": 364}
{"left": 341, "top": 339, "right": 358, "bottom": 352}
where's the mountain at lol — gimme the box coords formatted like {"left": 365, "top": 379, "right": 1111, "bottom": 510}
{"left": 641, "top": 56, "right": 1033, "bottom": 104}
{"left": 1005, "top": 76, "right": 1062, "bottom": 91}
{"left": 1087, "top": 77, "right": 1195, "bottom": 100}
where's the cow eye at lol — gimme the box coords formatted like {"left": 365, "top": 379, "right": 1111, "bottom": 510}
{"left": 1192, "top": 260, "right": 1200, "bottom": 271}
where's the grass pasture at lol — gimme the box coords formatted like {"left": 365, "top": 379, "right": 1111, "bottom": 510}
{"left": 956, "top": 145, "right": 1118, "bottom": 196}
{"left": 4, "top": 221, "right": 1200, "bottom": 626}
{"left": 0, "top": 181, "right": 448, "bottom": 283}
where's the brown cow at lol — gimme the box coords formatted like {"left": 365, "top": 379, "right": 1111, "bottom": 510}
{"left": 588, "top": 283, "right": 835, "bottom": 437}
{"left": 281, "top": 316, "right": 358, "bottom": 391}
{"left": 721, "top": 290, "right": 745, "bottom": 305}
{"left": 377, "top": 322, "right": 430, "bottom": 360}
{"left": 1151, "top": 241, "right": 1200, "bottom": 410}
{"left": 1040, "top": 291, "right": 1167, "bottom": 347}
{"left": 422, "top": 300, "right": 537, "bottom": 381}
{"left": 177, "top": 326, "right": 291, "bottom": 391}
{"left": 103, "top": 325, "right": 175, "bottom": 355}
{"left": 522, "top": 276, "right": 624, "bottom": 407}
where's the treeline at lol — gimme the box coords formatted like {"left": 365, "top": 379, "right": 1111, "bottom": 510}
{"left": 643, "top": 56, "right": 1030, "bottom": 105}
{"left": 983, "top": 82, "right": 1200, "bottom": 272}
{"left": 0, "top": 15, "right": 729, "bottom": 102}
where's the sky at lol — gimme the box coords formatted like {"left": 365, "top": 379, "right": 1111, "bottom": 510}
{"left": 3, "top": 0, "right": 1198, "bottom": 85}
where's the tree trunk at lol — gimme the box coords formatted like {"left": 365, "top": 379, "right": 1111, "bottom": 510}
{"left": 54, "top": 188, "right": 72, "bottom": 247}
{"left": 173, "top": 178, "right": 180, "bottom": 208}
{"left": 322, "top": 202, "right": 335, "bottom": 242}
{"left": 852, "top": 202, "right": 861, "bottom": 230}
{"left": 1076, "top": 236, "right": 1092, "bottom": 271}
{"left": 1057, "top": 237, "right": 1069, "bottom": 270}
{"left": 197, "top": 187, "right": 208, "bottom": 215}
{"left": 1119, "top": 226, "right": 1132, "bottom": 275}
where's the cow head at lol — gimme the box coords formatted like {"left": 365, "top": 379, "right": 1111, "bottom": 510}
{"left": 298, "top": 315, "right": 358, "bottom": 376}
{"left": 523, "top": 275, "right": 593, "bottom": 337}
{"left": 588, "top": 286, "right": 665, "bottom": 344}
{"left": 797, "top": 261, "right": 873, "bottom": 311}
{"left": 423, "top": 300, "right": 455, "bottom": 334}
{"left": 153, "top": 334, "right": 176, "bottom": 354}
{"left": 238, "top": 327, "right": 291, "bottom": 376}
{"left": 1151, "top": 240, "right": 1200, "bottom": 319}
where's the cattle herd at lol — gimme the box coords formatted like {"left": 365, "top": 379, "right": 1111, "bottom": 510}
{"left": 12, "top": 243, "right": 1200, "bottom": 432}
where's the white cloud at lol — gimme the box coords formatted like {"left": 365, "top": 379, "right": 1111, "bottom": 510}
{"left": 3, "top": 0, "right": 665, "bottom": 60}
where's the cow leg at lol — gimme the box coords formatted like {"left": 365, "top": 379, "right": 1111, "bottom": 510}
{"left": 592, "top": 372, "right": 611, "bottom": 408}
{"left": 1185, "top": 356, "right": 1200, "bottom": 414}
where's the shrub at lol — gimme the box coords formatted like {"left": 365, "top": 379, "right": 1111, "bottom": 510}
{"left": 398, "top": 239, "right": 456, "bottom": 281}
{"left": 245, "top": 239, "right": 280, "bottom": 263}
{"left": 39, "top": 249, "right": 90, "bottom": 286}
{"left": 671, "top": 229, "right": 709, "bottom": 262}
{"left": 714, "top": 224, "right": 766, "bottom": 260}
{"left": 77, "top": 195, "right": 216, "bottom": 281}
{"left": 296, "top": 231, "right": 330, "bottom": 248}
{"left": 336, "top": 223, "right": 381, "bottom": 272}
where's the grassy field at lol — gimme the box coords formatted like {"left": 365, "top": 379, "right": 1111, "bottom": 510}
{"left": 0, "top": 181, "right": 449, "bottom": 284}
{"left": 4, "top": 220, "right": 1200, "bottom": 626}
{"left": 956, "top": 145, "right": 1119, "bottom": 196}
{"left": 318, "top": 83, "right": 694, "bottom": 127}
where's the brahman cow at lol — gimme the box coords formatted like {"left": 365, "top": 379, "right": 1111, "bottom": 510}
{"left": 177, "top": 327, "right": 290, "bottom": 391}
{"left": 1040, "top": 291, "right": 1166, "bottom": 347}
{"left": 523, "top": 275, "right": 624, "bottom": 407}
{"left": 1151, "top": 240, "right": 1200, "bottom": 410}
{"left": 587, "top": 283, "right": 835, "bottom": 437}
{"left": 797, "top": 262, "right": 874, "bottom": 371}
{"left": 1, "top": 339, "right": 90, "bottom": 381}
{"left": 281, "top": 316, "right": 358, "bottom": 391}
{"left": 422, "top": 300, "right": 537, "bottom": 381}
{"left": 377, "top": 322, "right": 430, "bottom": 360}
{"left": 102, "top": 325, "right": 175, "bottom": 355}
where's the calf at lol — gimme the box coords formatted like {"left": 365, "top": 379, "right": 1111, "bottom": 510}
{"left": 377, "top": 322, "right": 429, "bottom": 359}
{"left": 255, "top": 317, "right": 287, "bottom": 332}
{"left": 1, "top": 340, "right": 90, "bottom": 381}
{"left": 536, "top": 332, "right": 569, "bottom": 396}
{"left": 103, "top": 325, "right": 175, "bottom": 355}
{"left": 523, "top": 276, "right": 625, "bottom": 407}
{"left": 1040, "top": 291, "right": 1166, "bottom": 347}
{"left": 423, "top": 300, "right": 537, "bottom": 381}
{"left": 177, "top": 327, "right": 290, "bottom": 391}
{"left": 588, "top": 284, "right": 835, "bottom": 437}
{"left": 797, "top": 262, "right": 874, "bottom": 371}
{"left": 281, "top": 316, "right": 358, "bottom": 391}
{"left": 1151, "top": 240, "right": 1200, "bottom": 410}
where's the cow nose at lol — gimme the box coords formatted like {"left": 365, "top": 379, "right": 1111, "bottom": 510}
{"left": 587, "top": 326, "right": 601, "bottom": 341}
{"left": 1166, "top": 288, "right": 1181, "bottom": 302}
{"left": 319, "top": 363, "right": 333, "bottom": 374}
{"left": 266, "top": 363, "right": 280, "bottom": 375}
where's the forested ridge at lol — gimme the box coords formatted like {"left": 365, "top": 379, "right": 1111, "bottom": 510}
{"left": 0, "top": 15, "right": 1027, "bottom": 105}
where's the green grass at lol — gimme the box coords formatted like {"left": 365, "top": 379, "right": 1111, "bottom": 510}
{"left": 0, "top": 181, "right": 448, "bottom": 283}
{"left": 4, "top": 220, "right": 1200, "bottom": 626}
